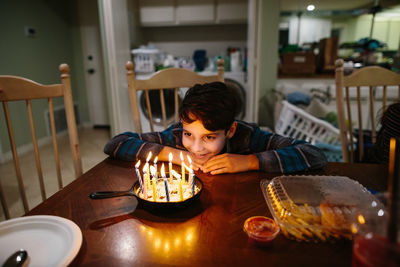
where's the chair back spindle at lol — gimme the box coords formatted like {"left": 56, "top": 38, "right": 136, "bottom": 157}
{"left": 126, "top": 59, "right": 225, "bottom": 134}
{"left": 335, "top": 59, "right": 400, "bottom": 163}
{"left": 0, "top": 64, "right": 82, "bottom": 220}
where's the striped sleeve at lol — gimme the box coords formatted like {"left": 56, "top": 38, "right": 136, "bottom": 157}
{"left": 103, "top": 124, "right": 182, "bottom": 162}
{"left": 250, "top": 128, "right": 327, "bottom": 173}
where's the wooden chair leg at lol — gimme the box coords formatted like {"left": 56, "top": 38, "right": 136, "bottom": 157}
{"left": 0, "top": 178, "right": 10, "bottom": 219}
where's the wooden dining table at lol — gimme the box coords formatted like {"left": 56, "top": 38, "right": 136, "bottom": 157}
{"left": 26, "top": 158, "right": 388, "bottom": 266}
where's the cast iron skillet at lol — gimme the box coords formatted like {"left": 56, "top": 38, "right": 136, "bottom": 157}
{"left": 89, "top": 176, "right": 203, "bottom": 212}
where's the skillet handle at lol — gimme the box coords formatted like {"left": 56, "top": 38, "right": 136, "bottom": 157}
{"left": 89, "top": 190, "right": 135, "bottom": 199}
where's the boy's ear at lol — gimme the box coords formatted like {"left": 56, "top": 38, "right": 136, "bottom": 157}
{"left": 226, "top": 121, "right": 237, "bottom": 139}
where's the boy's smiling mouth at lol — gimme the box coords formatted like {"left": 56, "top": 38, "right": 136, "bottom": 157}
{"left": 192, "top": 152, "right": 210, "bottom": 159}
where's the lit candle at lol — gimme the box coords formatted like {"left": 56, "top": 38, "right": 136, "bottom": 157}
{"left": 387, "top": 137, "right": 399, "bottom": 243}
{"left": 135, "top": 160, "right": 144, "bottom": 196}
{"left": 171, "top": 170, "right": 181, "bottom": 179}
{"left": 180, "top": 152, "right": 185, "bottom": 184}
{"left": 171, "top": 169, "right": 183, "bottom": 201}
{"left": 150, "top": 165, "right": 157, "bottom": 202}
{"left": 145, "top": 152, "right": 152, "bottom": 190}
{"left": 389, "top": 138, "right": 396, "bottom": 179}
{"left": 187, "top": 155, "right": 192, "bottom": 170}
{"left": 154, "top": 156, "right": 158, "bottom": 179}
{"left": 161, "top": 163, "right": 169, "bottom": 202}
{"left": 191, "top": 170, "right": 195, "bottom": 196}
{"left": 143, "top": 163, "right": 150, "bottom": 199}
{"left": 169, "top": 152, "right": 173, "bottom": 180}
{"left": 181, "top": 163, "right": 193, "bottom": 174}
{"left": 143, "top": 162, "right": 150, "bottom": 190}
{"left": 187, "top": 156, "right": 195, "bottom": 196}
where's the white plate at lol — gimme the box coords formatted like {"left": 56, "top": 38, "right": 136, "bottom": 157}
{"left": 0, "top": 215, "right": 82, "bottom": 267}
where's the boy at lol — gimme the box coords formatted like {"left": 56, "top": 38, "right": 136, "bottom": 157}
{"left": 104, "top": 82, "right": 327, "bottom": 174}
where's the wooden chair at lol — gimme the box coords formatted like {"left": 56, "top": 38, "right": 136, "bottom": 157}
{"left": 126, "top": 59, "right": 225, "bottom": 133}
{"left": 335, "top": 59, "right": 400, "bottom": 163}
{"left": 0, "top": 64, "right": 82, "bottom": 219}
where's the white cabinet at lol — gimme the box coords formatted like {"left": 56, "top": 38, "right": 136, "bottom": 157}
{"left": 139, "top": 0, "right": 248, "bottom": 26}
{"left": 176, "top": 0, "right": 214, "bottom": 24}
{"left": 216, "top": 0, "right": 248, "bottom": 23}
{"left": 139, "top": 0, "right": 175, "bottom": 25}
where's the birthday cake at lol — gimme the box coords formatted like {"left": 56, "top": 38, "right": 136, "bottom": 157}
{"left": 136, "top": 177, "right": 200, "bottom": 202}
{"left": 135, "top": 151, "right": 200, "bottom": 203}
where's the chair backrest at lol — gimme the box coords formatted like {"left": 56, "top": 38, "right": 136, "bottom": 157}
{"left": 126, "top": 59, "right": 225, "bottom": 133}
{"left": 0, "top": 64, "right": 82, "bottom": 219}
{"left": 335, "top": 59, "right": 400, "bottom": 163}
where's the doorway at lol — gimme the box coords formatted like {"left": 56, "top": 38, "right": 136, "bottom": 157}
{"left": 78, "top": 0, "right": 109, "bottom": 128}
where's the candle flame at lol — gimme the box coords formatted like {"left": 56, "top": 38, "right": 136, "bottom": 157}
{"left": 146, "top": 151, "right": 152, "bottom": 162}
{"left": 154, "top": 156, "right": 158, "bottom": 164}
{"left": 135, "top": 160, "right": 141, "bottom": 168}
{"left": 169, "top": 152, "right": 173, "bottom": 162}
{"left": 180, "top": 151, "right": 184, "bottom": 161}
{"left": 389, "top": 138, "right": 396, "bottom": 175}
{"left": 187, "top": 155, "right": 192, "bottom": 164}
{"left": 161, "top": 163, "right": 166, "bottom": 177}
{"left": 171, "top": 169, "right": 181, "bottom": 179}
{"left": 150, "top": 165, "right": 156, "bottom": 176}
{"left": 389, "top": 138, "right": 396, "bottom": 159}
{"left": 390, "top": 137, "right": 396, "bottom": 151}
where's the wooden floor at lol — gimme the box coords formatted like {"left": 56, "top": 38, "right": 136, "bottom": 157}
{"left": 0, "top": 127, "right": 111, "bottom": 221}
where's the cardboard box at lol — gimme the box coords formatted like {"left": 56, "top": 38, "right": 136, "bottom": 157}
{"left": 317, "top": 37, "right": 339, "bottom": 73}
{"left": 281, "top": 52, "right": 316, "bottom": 75}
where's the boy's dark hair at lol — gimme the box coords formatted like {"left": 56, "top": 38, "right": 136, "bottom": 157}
{"left": 179, "top": 82, "right": 237, "bottom": 131}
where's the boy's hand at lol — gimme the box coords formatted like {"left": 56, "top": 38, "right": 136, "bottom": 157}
{"left": 190, "top": 160, "right": 203, "bottom": 171}
{"left": 200, "top": 153, "right": 259, "bottom": 175}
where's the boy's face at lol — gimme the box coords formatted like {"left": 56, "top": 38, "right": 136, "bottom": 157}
{"left": 182, "top": 119, "right": 229, "bottom": 165}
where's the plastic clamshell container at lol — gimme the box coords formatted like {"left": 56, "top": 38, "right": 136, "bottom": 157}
{"left": 260, "top": 175, "right": 384, "bottom": 243}
{"left": 243, "top": 216, "right": 280, "bottom": 246}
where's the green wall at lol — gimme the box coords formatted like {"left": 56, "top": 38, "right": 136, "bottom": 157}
{"left": 0, "top": 0, "right": 89, "bottom": 155}
{"left": 257, "top": 0, "right": 280, "bottom": 128}
{"left": 334, "top": 14, "right": 400, "bottom": 50}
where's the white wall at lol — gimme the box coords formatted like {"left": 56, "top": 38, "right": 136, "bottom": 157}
{"left": 98, "top": 0, "right": 133, "bottom": 135}
{"left": 251, "top": 0, "right": 280, "bottom": 128}
{"left": 288, "top": 15, "right": 331, "bottom": 45}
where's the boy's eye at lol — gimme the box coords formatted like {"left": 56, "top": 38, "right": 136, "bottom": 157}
{"left": 184, "top": 132, "right": 191, "bottom": 137}
{"left": 205, "top": 135, "right": 216, "bottom": 141}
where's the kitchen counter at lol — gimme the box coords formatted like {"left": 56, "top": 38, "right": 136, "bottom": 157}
{"left": 278, "top": 73, "right": 334, "bottom": 79}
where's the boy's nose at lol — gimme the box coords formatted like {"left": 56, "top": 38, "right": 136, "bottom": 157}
{"left": 191, "top": 139, "right": 204, "bottom": 153}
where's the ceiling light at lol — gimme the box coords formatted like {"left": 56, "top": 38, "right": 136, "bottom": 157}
{"left": 307, "top": 5, "right": 315, "bottom": 11}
